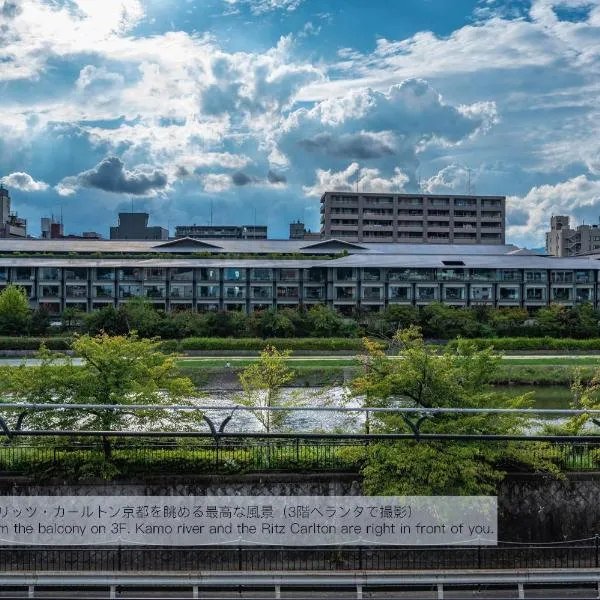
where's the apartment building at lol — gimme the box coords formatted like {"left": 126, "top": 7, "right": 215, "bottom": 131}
{"left": 320, "top": 192, "right": 505, "bottom": 244}
{"left": 175, "top": 225, "right": 267, "bottom": 240}
{"left": 0, "top": 237, "right": 597, "bottom": 316}
{"left": 545, "top": 215, "right": 600, "bottom": 257}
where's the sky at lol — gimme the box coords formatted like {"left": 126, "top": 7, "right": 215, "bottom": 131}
{"left": 0, "top": 0, "right": 599, "bottom": 246}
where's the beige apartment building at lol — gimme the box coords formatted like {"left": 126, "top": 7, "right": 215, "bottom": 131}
{"left": 320, "top": 191, "right": 505, "bottom": 244}
{"left": 545, "top": 215, "right": 600, "bottom": 257}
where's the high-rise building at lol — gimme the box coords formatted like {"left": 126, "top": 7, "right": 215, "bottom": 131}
{"left": 110, "top": 213, "right": 168, "bottom": 240}
{"left": 545, "top": 215, "right": 600, "bottom": 257}
{"left": 41, "top": 216, "right": 64, "bottom": 239}
{"left": 320, "top": 191, "right": 505, "bottom": 244}
{"left": 175, "top": 225, "right": 267, "bottom": 240}
{"left": 0, "top": 185, "right": 27, "bottom": 238}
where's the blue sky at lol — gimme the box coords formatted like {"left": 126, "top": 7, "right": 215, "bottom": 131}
{"left": 1, "top": 0, "right": 600, "bottom": 246}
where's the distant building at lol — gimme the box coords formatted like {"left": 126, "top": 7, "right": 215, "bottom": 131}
{"left": 289, "top": 220, "right": 321, "bottom": 241}
{"left": 0, "top": 185, "right": 27, "bottom": 238}
{"left": 41, "top": 216, "right": 64, "bottom": 239}
{"left": 175, "top": 224, "right": 267, "bottom": 240}
{"left": 110, "top": 213, "right": 168, "bottom": 241}
{"left": 82, "top": 231, "right": 103, "bottom": 239}
{"left": 546, "top": 215, "right": 600, "bottom": 257}
{"left": 320, "top": 191, "right": 505, "bottom": 244}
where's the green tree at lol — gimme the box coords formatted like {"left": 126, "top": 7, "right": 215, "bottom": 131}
{"left": 0, "top": 333, "right": 199, "bottom": 460}
{"left": 351, "top": 326, "right": 559, "bottom": 495}
{"left": 121, "top": 297, "right": 164, "bottom": 337}
{"left": 238, "top": 345, "right": 295, "bottom": 433}
{"left": 0, "top": 285, "right": 31, "bottom": 335}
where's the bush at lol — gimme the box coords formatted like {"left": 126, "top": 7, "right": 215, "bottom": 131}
{"left": 446, "top": 337, "right": 600, "bottom": 351}
{"left": 0, "top": 336, "right": 72, "bottom": 350}
{"left": 178, "top": 337, "right": 365, "bottom": 352}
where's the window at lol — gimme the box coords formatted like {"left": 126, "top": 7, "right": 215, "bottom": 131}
{"left": 198, "top": 268, "right": 219, "bottom": 281}
{"left": 471, "top": 286, "right": 493, "bottom": 301}
{"left": 170, "top": 284, "right": 193, "bottom": 299}
{"left": 251, "top": 286, "right": 272, "bottom": 299}
{"left": 251, "top": 268, "right": 272, "bottom": 282}
{"left": 40, "top": 284, "right": 60, "bottom": 297}
{"left": 277, "top": 286, "right": 299, "bottom": 299}
{"left": 224, "top": 268, "right": 245, "bottom": 281}
{"left": 576, "top": 288, "right": 593, "bottom": 302}
{"left": 144, "top": 285, "right": 165, "bottom": 299}
{"left": 389, "top": 286, "right": 411, "bottom": 301}
{"left": 388, "top": 269, "right": 434, "bottom": 281}
{"left": 335, "top": 286, "right": 355, "bottom": 300}
{"left": 95, "top": 268, "right": 114, "bottom": 281}
{"left": 552, "top": 287, "right": 572, "bottom": 301}
{"left": 198, "top": 285, "right": 220, "bottom": 298}
{"left": 498, "top": 270, "right": 521, "bottom": 282}
{"left": 362, "top": 286, "right": 381, "bottom": 300}
{"left": 362, "top": 268, "right": 381, "bottom": 281}
{"left": 118, "top": 284, "right": 142, "bottom": 298}
{"left": 224, "top": 285, "right": 245, "bottom": 299}
{"left": 526, "top": 287, "right": 545, "bottom": 301}
{"left": 575, "top": 271, "right": 593, "bottom": 283}
{"left": 336, "top": 268, "right": 354, "bottom": 281}
{"left": 145, "top": 268, "right": 166, "bottom": 281}
{"left": 438, "top": 269, "right": 466, "bottom": 281}
{"left": 525, "top": 271, "right": 547, "bottom": 282}
{"left": 171, "top": 268, "right": 194, "bottom": 281}
{"left": 13, "top": 267, "right": 34, "bottom": 280}
{"left": 499, "top": 287, "right": 519, "bottom": 301}
{"left": 64, "top": 268, "right": 87, "bottom": 281}
{"left": 306, "top": 268, "right": 327, "bottom": 283}
{"left": 118, "top": 268, "right": 143, "bottom": 281}
{"left": 65, "top": 285, "right": 87, "bottom": 298}
{"left": 417, "top": 286, "right": 437, "bottom": 301}
{"left": 444, "top": 286, "right": 465, "bottom": 301}
{"left": 39, "top": 267, "right": 60, "bottom": 281}
{"left": 551, "top": 271, "right": 573, "bottom": 283}
{"left": 94, "top": 284, "right": 113, "bottom": 298}
{"left": 279, "top": 269, "right": 298, "bottom": 282}
{"left": 304, "top": 286, "right": 325, "bottom": 300}
{"left": 471, "top": 269, "right": 496, "bottom": 281}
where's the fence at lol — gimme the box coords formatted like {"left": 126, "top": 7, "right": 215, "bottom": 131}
{"left": 1, "top": 437, "right": 600, "bottom": 475}
{"left": 0, "top": 542, "right": 598, "bottom": 572}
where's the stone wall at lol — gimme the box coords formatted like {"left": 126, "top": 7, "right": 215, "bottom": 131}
{"left": 1, "top": 472, "right": 598, "bottom": 542}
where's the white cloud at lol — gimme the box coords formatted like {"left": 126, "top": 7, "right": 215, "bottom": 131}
{"left": 1, "top": 172, "right": 48, "bottom": 191}
{"left": 423, "top": 164, "right": 474, "bottom": 194}
{"left": 508, "top": 175, "right": 600, "bottom": 246}
{"left": 202, "top": 173, "right": 234, "bottom": 193}
{"left": 303, "top": 162, "right": 409, "bottom": 197}
{"left": 223, "top": 0, "right": 304, "bottom": 15}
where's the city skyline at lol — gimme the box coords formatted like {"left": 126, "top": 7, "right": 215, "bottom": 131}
{"left": 1, "top": 0, "right": 599, "bottom": 245}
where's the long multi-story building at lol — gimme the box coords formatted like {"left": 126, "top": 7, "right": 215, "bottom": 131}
{"left": 545, "top": 215, "right": 600, "bottom": 257}
{"left": 320, "top": 192, "right": 505, "bottom": 244}
{"left": 0, "top": 237, "right": 598, "bottom": 316}
{"left": 175, "top": 224, "right": 267, "bottom": 240}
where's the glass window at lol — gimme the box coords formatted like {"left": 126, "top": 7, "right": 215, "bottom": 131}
{"left": 250, "top": 268, "right": 273, "bottom": 282}
{"left": 251, "top": 286, "right": 272, "bottom": 299}
{"left": 198, "top": 268, "right": 220, "bottom": 281}
{"left": 39, "top": 267, "right": 60, "bottom": 281}
{"left": 170, "top": 284, "right": 193, "bottom": 299}
{"left": 305, "top": 268, "right": 327, "bottom": 283}
{"left": 224, "top": 285, "right": 245, "bottom": 299}
{"left": 279, "top": 269, "right": 298, "bottom": 282}
{"left": 576, "top": 288, "right": 593, "bottom": 302}
{"left": 362, "top": 268, "right": 381, "bottom": 281}
{"left": 552, "top": 287, "right": 572, "bottom": 301}
{"left": 40, "top": 284, "right": 60, "bottom": 297}
{"left": 336, "top": 268, "right": 354, "bottom": 281}
{"left": 526, "top": 287, "right": 546, "bottom": 301}
{"left": 95, "top": 268, "right": 114, "bottom": 280}
{"left": 388, "top": 269, "right": 434, "bottom": 281}
{"left": 170, "top": 267, "right": 194, "bottom": 281}
{"left": 224, "top": 268, "right": 245, "bottom": 281}
{"left": 499, "top": 287, "right": 520, "bottom": 301}
{"left": 498, "top": 270, "right": 521, "bottom": 282}
{"left": 145, "top": 268, "right": 166, "bottom": 281}
{"left": 0, "top": 268, "right": 7, "bottom": 282}
{"left": 471, "top": 269, "right": 496, "bottom": 281}
{"left": 438, "top": 269, "right": 466, "bottom": 281}
{"left": 362, "top": 286, "right": 381, "bottom": 300}
{"left": 575, "top": 271, "right": 593, "bottom": 283}
{"left": 444, "top": 286, "right": 465, "bottom": 301}
{"left": 144, "top": 285, "right": 165, "bottom": 298}
{"left": 12, "top": 267, "right": 34, "bottom": 280}
{"left": 64, "top": 268, "right": 87, "bottom": 281}
{"left": 198, "top": 285, "right": 220, "bottom": 298}
{"left": 119, "top": 284, "right": 142, "bottom": 298}
{"left": 277, "top": 286, "right": 299, "bottom": 298}
{"left": 335, "top": 286, "right": 355, "bottom": 300}
{"left": 94, "top": 284, "right": 114, "bottom": 298}
{"left": 551, "top": 271, "right": 573, "bottom": 283}
{"left": 304, "top": 286, "right": 325, "bottom": 300}
{"left": 417, "top": 286, "right": 437, "bottom": 301}
{"left": 525, "top": 271, "right": 547, "bottom": 282}
{"left": 471, "top": 286, "right": 493, "bottom": 301}
{"left": 118, "top": 268, "right": 143, "bottom": 281}
{"left": 389, "top": 286, "right": 411, "bottom": 301}
{"left": 65, "top": 285, "right": 87, "bottom": 298}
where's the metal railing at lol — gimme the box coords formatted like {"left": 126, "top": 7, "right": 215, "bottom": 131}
{"left": 0, "top": 541, "right": 598, "bottom": 572}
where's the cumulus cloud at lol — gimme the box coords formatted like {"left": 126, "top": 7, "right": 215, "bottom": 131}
{"left": 223, "top": 0, "right": 304, "bottom": 15}
{"left": 423, "top": 164, "right": 474, "bottom": 194}
{"left": 297, "top": 131, "right": 396, "bottom": 159}
{"left": 0, "top": 171, "right": 48, "bottom": 191}
{"left": 232, "top": 171, "right": 256, "bottom": 186}
{"left": 57, "top": 156, "right": 168, "bottom": 197}
{"left": 303, "top": 162, "right": 409, "bottom": 197}
{"left": 1, "top": 1, "right": 22, "bottom": 18}
{"left": 508, "top": 175, "right": 600, "bottom": 246}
